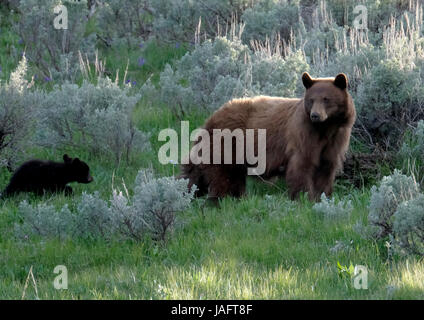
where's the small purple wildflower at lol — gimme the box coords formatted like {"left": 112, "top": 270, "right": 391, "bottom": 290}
{"left": 139, "top": 42, "right": 144, "bottom": 48}
{"left": 137, "top": 57, "right": 145, "bottom": 67}
{"left": 125, "top": 79, "right": 131, "bottom": 84}
{"left": 175, "top": 42, "right": 180, "bottom": 49}
{"left": 44, "top": 76, "right": 52, "bottom": 82}
{"left": 132, "top": 80, "right": 137, "bottom": 86}
{"left": 18, "top": 38, "right": 23, "bottom": 45}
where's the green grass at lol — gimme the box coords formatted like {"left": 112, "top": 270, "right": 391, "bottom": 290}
{"left": 1, "top": 8, "right": 424, "bottom": 300}
{"left": 1, "top": 102, "right": 424, "bottom": 299}
{"left": 2, "top": 185, "right": 424, "bottom": 299}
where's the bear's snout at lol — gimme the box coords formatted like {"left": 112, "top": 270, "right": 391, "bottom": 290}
{"left": 310, "top": 112, "right": 321, "bottom": 123}
{"left": 80, "top": 175, "right": 93, "bottom": 183}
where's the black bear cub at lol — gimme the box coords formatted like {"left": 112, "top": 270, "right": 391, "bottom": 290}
{"left": 2, "top": 154, "right": 93, "bottom": 197}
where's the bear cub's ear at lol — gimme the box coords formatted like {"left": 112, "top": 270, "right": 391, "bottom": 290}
{"left": 334, "top": 73, "right": 348, "bottom": 90}
{"left": 302, "top": 72, "right": 314, "bottom": 89}
{"left": 63, "top": 154, "right": 72, "bottom": 163}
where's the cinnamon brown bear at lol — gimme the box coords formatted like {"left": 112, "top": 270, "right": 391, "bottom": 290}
{"left": 1, "top": 154, "right": 93, "bottom": 197}
{"left": 180, "top": 72, "right": 356, "bottom": 201}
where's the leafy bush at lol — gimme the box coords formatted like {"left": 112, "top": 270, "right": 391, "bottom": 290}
{"left": 74, "top": 191, "right": 114, "bottom": 241}
{"left": 399, "top": 120, "right": 424, "bottom": 165}
{"left": 14, "top": 170, "right": 196, "bottom": 243}
{"left": 357, "top": 170, "right": 420, "bottom": 240}
{"left": 326, "top": 0, "right": 411, "bottom": 32}
{"left": 132, "top": 169, "right": 196, "bottom": 241}
{"left": 312, "top": 193, "right": 353, "bottom": 221}
{"left": 38, "top": 77, "right": 150, "bottom": 164}
{"left": 111, "top": 169, "right": 196, "bottom": 242}
{"left": 16, "top": 0, "right": 95, "bottom": 80}
{"left": 95, "top": 0, "right": 151, "bottom": 48}
{"left": 15, "top": 201, "right": 72, "bottom": 241}
{"left": 355, "top": 170, "right": 424, "bottom": 256}
{"left": 393, "top": 194, "right": 424, "bottom": 255}
{"left": 356, "top": 59, "right": 424, "bottom": 147}
{"left": 0, "top": 56, "right": 41, "bottom": 170}
{"left": 241, "top": 0, "right": 300, "bottom": 43}
{"left": 142, "top": 36, "right": 308, "bottom": 114}
{"left": 150, "top": 0, "right": 256, "bottom": 43}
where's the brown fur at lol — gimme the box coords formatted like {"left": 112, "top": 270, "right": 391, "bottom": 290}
{"left": 180, "top": 72, "right": 356, "bottom": 201}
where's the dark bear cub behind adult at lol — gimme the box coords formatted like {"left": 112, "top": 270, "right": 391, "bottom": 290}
{"left": 2, "top": 154, "right": 93, "bottom": 197}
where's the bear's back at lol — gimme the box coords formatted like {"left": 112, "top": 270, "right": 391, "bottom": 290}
{"left": 205, "top": 96, "right": 301, "bottom": 131}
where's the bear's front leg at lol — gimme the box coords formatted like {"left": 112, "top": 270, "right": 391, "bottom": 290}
{"left": 285, "top": 154, "right": 316, "bottom": 200}
{"left": 313, "top": 159, "right": 337, "bottom": 199}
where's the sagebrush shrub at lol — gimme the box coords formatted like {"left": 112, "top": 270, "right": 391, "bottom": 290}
{"left": 132, "top": 170, "right": 196, "bottom": 241}
{"left": 356, "top": 59, "right": 424, "bottom": 147}
{"left": 16, "top": 0, "right": 95, "bottom": 80}
{"left": 399, "top": 120, "right": 424, "bottom": 165}
{"left": 393, "top": 194, "right": 424, "bottom": 255}
{"left": 150, "top": 0, "right": 256, "bottom": 43}
{"left": 325, "top": 0, "right": 410, "bottom": 31}
{"left": 142, "top": 35, "right": 308, "bottom": 114}
{"left": 96, "top": 0, "right": 151, "bottom": 48}
{"left": 360, "top": 170, "right": 420, "bottom": 239}
{"left": 74, "top": 191, "right": 114, "bottom": 241}
{"left": 110, "top": 169, "right": 196, "bottom": 242}
{"left": 0, "top": 56, "right": 41, "bottom": 170}
{"left": 312, "top": 193, "right": 353, "bottom": 221}
{"left": 38, "top": 77, "right": 150, "bottom": 164}
{"left": 15, "top": 201, "right": 72, "bottom": 241}
{"left": 241, "top": 0, "right": 300, "bottom": 43}
{"left": 14, "top": 170, "right": 196, "bottom": 243}
{"left": 354, "top": 170, "right": 424, "bottom": 256}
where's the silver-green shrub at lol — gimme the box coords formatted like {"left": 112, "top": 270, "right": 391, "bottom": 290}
{"left": 359, "top": 170, "right": 420, "bottom": 240}
{"left": 0, "top": 56, "right": 42, "bottom": 170}
{"left": 356, "top": 59, "right": 424, "bottom": 145}
{"left": 141, "top": 36, "right": 308, "bottom": 114}
{"left": 132, "top": 170, "right": 196, "bottom": 241}
{"left": 74, "top": 191, "right": 114, "bottom": 241}
{"left": 393, "top": 194, "right": 424, "bottom": 255}
{"left": 14, "top": 170, "right": 195, "bottom": 243}
{"left": 150, "top": 0, "right": 257, "bottom": 43}
{"left": 95, "top": 0, "right": 151, "bottom": 48}
{"left": 38, "top": 77, "right": 150, "bottom": 164}
{"left": 400, "top": 120, "right": 424, "bottom": 165}
{"left": 16, "top": 0, "right": 95, "bottom": 80}
{"left": 241, "top": 0, "right": 300, "bottom": 43}
{"left": 110, "top": 169, "right": 196, "bottom": 242}
{"left": 15, "top": 201, "right": 72, "bottom": 241}
{"left": 312, "top": 193, "right": 353, "bottom": 221}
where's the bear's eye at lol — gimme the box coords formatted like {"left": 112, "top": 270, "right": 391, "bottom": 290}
{"left": 323, "top": 97, "right": 329, "bottom": 103}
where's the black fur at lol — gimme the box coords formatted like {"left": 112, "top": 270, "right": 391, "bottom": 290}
{"left": 1, "top": 154, "right": 93, "bottom": 197}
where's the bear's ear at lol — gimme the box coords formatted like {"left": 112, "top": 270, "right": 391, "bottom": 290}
{"left": 302, "top": 72, "right": 314, "bottom": 89}
{"left": 334, "top": 73, "right": 348, "bottom": 90}
{"left": 63, "top": 154, "right": 72, "bottom": 163}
